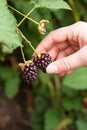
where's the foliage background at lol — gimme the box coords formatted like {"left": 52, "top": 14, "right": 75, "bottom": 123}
{"left": 0, "top": 0, "right": 87, "bottom": 130}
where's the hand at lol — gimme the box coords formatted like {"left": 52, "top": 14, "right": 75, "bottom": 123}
{"left": 35, "top": 21, "right": 87, "bottom": 76}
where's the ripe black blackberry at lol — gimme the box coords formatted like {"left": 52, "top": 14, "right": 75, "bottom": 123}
{"left": 33, "top": 53, "right": 52, "bottom": 72}
{"left": 19, "top": 61, "right": 38, "bottom": 84}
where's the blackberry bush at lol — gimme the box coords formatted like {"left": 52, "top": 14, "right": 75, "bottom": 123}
{"left": 33, "top": 53, "right": 52, "bottom": 73}
{"left": 19, "top": 61, "right": 38, "bottom": 84}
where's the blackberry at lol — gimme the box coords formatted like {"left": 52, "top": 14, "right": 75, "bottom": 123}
{"left": 19, "top": 61, "right": 38, "bottom": 84}
{"left": 33, "top": 53, "right": 52, "bottom": 72}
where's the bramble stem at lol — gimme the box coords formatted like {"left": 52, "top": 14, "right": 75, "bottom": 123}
{"left": 26, "top": 17, "right": 39, "bottom": 25}
{"left": 20, "top": 47, "right": 26, "bottom": 63}
{"left": 17, "top": 28, "right": 35, "bottom": 52}
{"left": 17, "top": 6, "right": 36, "bottom": 27}
{"left": 8, "top": 5, "right": 25, "bottom": 18}
{"left": 8, "top": 5, "right": 39, "bottom": 25}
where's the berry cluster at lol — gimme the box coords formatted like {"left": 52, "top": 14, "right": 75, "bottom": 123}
{"left": 19, "top": 53, "right": 52, "bottom": 84}
{"left": 19, "top": 61, "right": 38, "bottom": 84}
{"left": 33, "top": 53, "right": 52, "bottom": 72}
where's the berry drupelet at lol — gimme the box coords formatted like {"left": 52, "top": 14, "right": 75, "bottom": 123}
{"left": 33, "top": 53, "right": 52, "bottom": 72}
{"left": 19, "top": 61, "right": 38, "bottom": 84}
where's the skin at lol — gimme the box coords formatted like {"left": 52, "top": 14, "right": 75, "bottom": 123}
{"left": 35, "top": 21, "right": 87, "bottom": 76}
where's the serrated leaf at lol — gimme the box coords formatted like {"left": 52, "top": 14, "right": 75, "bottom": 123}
{"left": 44, "top": 107, "right": 61, "bottom": 130}
{"left": 62, "top": 67, "right": 87, "bottom": 90}
{"left": 0, "top": 0, "right": 22, "bottom": 52}
{"left": 35, "top": 0, "right": 71, "bottom": 10}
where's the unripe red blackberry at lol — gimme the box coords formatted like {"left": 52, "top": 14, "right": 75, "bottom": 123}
{"left": 33, "top": 53, "right": 52, "bottom": 72}
{"left": 83, "top": 98, "right": 87, "bottom": 108}
{"left": 19, "top": 61, "right": 38, "bottom": 84}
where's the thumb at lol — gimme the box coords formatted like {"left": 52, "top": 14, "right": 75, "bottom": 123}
{"left": 46, "top": 49, "right": 85, "bottom": 74}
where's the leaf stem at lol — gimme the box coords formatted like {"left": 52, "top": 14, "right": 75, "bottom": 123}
{"left": 17, "top": 28, "right": 35, "bottom": 52}
{"left": 8, "top": 5, "right": 25, "bottom": 18}
{"left": 17, "top": 6, "right": 36, "bottom": 27}
{"left": 20, "top": 47, "right": 26, "bottom": 63}
{"left": 8, "top": 5, "right": 39, "bottom": 25}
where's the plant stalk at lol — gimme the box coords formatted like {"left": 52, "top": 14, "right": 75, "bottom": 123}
{"left": 17, "top": 6, "right": 36, "bottom": 27}
{"left": 17, "top": 28, "right": 35, "bottom": 52}
{"left": 20, "top": 47, "right": 26, "bottom": 63}
{"left": 48, "top": 81, "right": 57, "bottom": 107}
{"left": 68, "top": 0, "right": 80, "bottom": 21}
{"left": 8, "top": 5, "right": 39, "bottom": 25}
{"left": 54, "top": 75, "right": 61, "bottom": 106}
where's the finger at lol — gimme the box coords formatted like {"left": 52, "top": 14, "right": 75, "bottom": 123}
{"left": 57, "top": 46, "right": 75, "bottom": 59}
{"left": 35, "top": 26, "right": 69, "bottom": 52}
{"left": 57, "top": 41, "right": 70, "bottom": 51}
{"left": 47, "top": 41, "right": 70, "bottom": 60}
{"left": 58, "top": 70, "right": 73, "bottom": 77}
{"left": 66, "top": 70, "right": 73, "bottom": 75}
{"left": 47, "top": 45, "right": 59, "bottom": 61}
{"left": 58, "top": 72, "right": 66, "bottom": 77}
{"left": 36, "top": 21, "right": 87, "bottom": 53}
{"left": 46, "top": 49, "right": 84, "bottom": 74}
{"left": 56, "top": 47, "right": 74, "bottom": 76}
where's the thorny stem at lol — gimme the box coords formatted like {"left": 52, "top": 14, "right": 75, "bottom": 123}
{"left": 8, "top": 5, "right": 39, "bottom": 25}
{"left": 17, "top": 28, "right": 35, "bottom": 52}
{"left": 17, "top": 6, "right": 37, "bottom": 27}
{"left": 20, "top": 47, "right": 26, "bottom": 63}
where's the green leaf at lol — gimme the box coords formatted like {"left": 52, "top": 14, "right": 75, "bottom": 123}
{"left": 76, "top": 118, "right": 87, "bottom": 130}
{"left": 35, "top": 96, "right": 50, "bottom": 113}
{"left": 5, "top": 77, "right": 20, "bottom": 99}
{"left": 14, "top": 0, "right": 34, "bottom": 14}
{"left": 44, "top": 107, "right": 61, "bottom": 130}
{"left": 62, "top": 86, "right": 79, "bottom": 97}
{"left": 27, "top": 0, "right": 37, "bottom": 5}
{"left": 0, "top": 0, "right": 22, "bottom": 51}
{"left": 35, "top": 0, "right": 71, "bottom": 10}
{"left": 62, "top": 67, "right": 87, "bottom": 90}
{"left": 0, "top": 67, "right": 20, "bottom": 98}
{"left": 0, "top": 67, "right": 18, "bottom": 80}
{"left": 31, "top": 109, "right": 43, "bottom": 130}
{"left": 62, "top": 97, "right": 83, "bottom": 111}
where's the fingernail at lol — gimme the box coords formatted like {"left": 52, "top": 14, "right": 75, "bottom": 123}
{"left": 46, "top": 64, "right": 58, "bottom": 74}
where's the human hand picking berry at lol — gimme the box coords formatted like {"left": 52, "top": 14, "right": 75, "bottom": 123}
{"left": 35, "top": 21, "right": 87, "bottom": 76}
